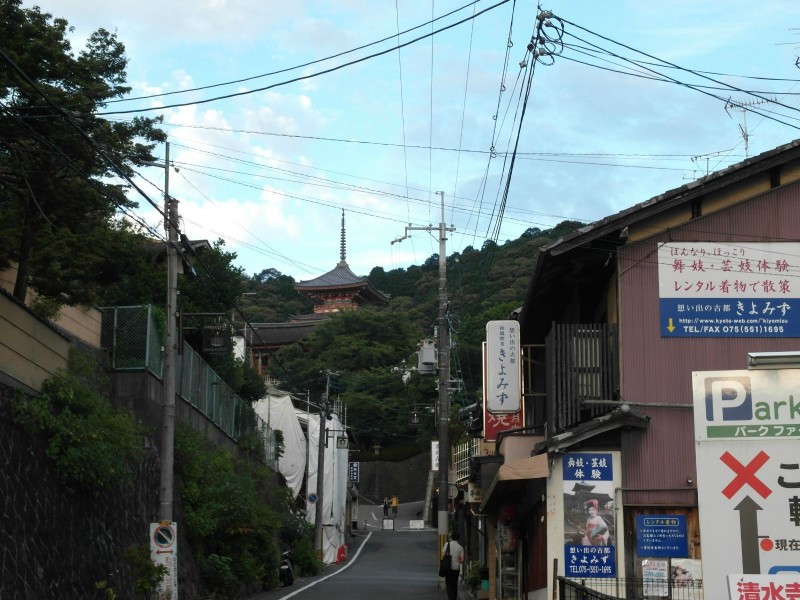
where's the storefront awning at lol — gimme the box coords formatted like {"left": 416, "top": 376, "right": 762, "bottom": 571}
{"left": 480, "top": 453, "right": 549, "bottom": 512}
{"left": 497, "top": 453, "right": 550, "bottom": 481}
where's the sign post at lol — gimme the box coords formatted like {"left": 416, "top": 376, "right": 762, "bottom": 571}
{"left": 150, "top": 521, "right": 178, "bottom": 600}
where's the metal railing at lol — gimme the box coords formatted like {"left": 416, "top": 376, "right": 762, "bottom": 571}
{"left": 559, "top": 577, "right": 704, "bottom": 600}
{"left": 100, "top": 305, "right": 276, "bottom": 468}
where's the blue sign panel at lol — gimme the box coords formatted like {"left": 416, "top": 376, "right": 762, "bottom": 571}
{"left": 566, "top": 545, "right": 616, "bottom": 577}
{"left": 657, "top": 241, "right": 800, "bottom": 338}
{"left": 563, "top": 453, "right": 613, "bottom": 482}
{"left": 563, "top": 453, "right": 616, "bottom": 578}
{"left": 636, "top": 515, "right": 688, "bottom": 558}
{"left": 659, "top": 298, "right": 800, "bottom": 337}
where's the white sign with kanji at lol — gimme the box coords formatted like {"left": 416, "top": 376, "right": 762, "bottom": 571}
{"left": 694, "top": 370, "right": 800, "bottom": 600}
{"left": 726, "top": 574, "right": 800, "bottom": 600}
{"left": 485, "top": 320, "right": 520, "bottom": 413}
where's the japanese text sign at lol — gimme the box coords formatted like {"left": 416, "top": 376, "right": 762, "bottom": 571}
{"left": 563, "top": 452, "right": 617, "bottom": 578}
{"left": 636, "top": 515, "right": 688, "bottom": 557}
{"left": 658, "top": 242, "right": 800, "bottom": 338}
{"left": 485, "top": 320, "right": 520, "bottom": 413}
{"left": 348, "top": 462, "right": 359, "bottom": 483}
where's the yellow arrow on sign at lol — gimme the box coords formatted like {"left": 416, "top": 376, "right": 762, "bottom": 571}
{"left": 667, "top": 318, "right": 676, "bottom": 333}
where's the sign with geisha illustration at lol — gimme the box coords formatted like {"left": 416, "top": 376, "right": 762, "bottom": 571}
{"left": 694, "top": 370, "right": 800, "bottom": 600}
{"left": 563, "top": 453, "right": 616, "bottom": 578}
{"left": 657, "top": 241, "right": 800, "bottom": 337}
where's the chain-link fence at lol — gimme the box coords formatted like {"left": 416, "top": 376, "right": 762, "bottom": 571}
{"left": 100, "top": 305, "right": 276, "bottom": 468}
{"left": 101, "top": 305, "right": 163, "bottom": 375}
{"left": 558, "top": 577, "right": 704, "bottom": 600}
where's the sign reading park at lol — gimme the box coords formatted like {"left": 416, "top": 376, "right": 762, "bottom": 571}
{"left": 693, "top": 370, "right": 800, "bottom": 600}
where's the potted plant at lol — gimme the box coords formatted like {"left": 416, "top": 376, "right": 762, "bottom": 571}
{"left": 465, "top": 561, "right": 482, "bottom": 591}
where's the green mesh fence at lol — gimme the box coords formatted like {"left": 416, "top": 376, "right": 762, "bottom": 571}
{"left": 100, "top": 305, "right": 163, "bottom": 375}
{"left": 100, "top": 305, "right": 275, "bottom": 468}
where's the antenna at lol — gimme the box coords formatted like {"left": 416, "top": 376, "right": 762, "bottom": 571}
{"left": 724, "top": 97, "right": 776, "bottom": 158}
{"left": 689, "top": 147, "right": 735, "bottom": 179}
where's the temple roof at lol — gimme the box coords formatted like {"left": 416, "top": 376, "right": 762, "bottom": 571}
{"left": 294, "top": 260, "right": 364, "bottom": 289}
{"left": 293, "top": 211, "right": 389, "bottom": 305}
{"left": 249, "top": 320, "right": 321, "bottom": 347}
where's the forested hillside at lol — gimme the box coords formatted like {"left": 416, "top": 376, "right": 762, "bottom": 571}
{"left": 255, "top": 220, "right": 584, "bottom": 455}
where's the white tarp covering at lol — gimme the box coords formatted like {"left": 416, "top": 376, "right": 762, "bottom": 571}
{"left": 306, "top": 412, "right": 349, "bottom": 564}
{"left": 253, "top": 393, "right": 307, "bottom": 499}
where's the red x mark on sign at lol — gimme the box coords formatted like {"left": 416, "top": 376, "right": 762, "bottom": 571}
{"left": 720, "top": 450, "right": 772, "bottom": 499}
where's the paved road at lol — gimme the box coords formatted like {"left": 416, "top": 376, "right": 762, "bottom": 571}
{"left": 245, "top": 501, "right": 456, "bottom": 600}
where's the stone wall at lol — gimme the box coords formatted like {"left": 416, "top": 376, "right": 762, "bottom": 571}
{"left": 356, "top": 453, "right": 432, "bottom": 506}
{"left": 0, "top": 385, "right": 204, "bottom": 600}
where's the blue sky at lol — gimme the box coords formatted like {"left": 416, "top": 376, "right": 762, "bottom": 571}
{"left": 23, "top": 0, "right": 800, "bottom": 281}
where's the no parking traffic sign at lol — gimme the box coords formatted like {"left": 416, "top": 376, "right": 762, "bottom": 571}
{"left": 150, "top": 522, "right": 178, "bottom": 600}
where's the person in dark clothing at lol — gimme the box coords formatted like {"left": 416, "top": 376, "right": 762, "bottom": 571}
{"left": 441, "top": 531, "right": 464, "bottom": 600}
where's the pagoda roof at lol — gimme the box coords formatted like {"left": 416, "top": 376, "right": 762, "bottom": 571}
{"left": 295, "top": 260, "right": 366, "bottom": 289}
{"left": 295, "top": 260, "right": 389, "bottom": 303}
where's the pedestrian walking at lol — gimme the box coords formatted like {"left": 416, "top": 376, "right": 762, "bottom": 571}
{"left": 441, "top": 531, "right": 464, "bottom": 600}
{"left": 390, "top": 494, "right": 399, "bottom": 517}
{"left": 383, "top": 496, "right": 390, "bottom": 518}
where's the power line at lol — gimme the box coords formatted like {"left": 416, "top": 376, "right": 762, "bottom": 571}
{"left": 80, "top": 0, "right": 489, "bottom": 108}
{"left": 94, "top": 0, "right": 512, "bottom": 117}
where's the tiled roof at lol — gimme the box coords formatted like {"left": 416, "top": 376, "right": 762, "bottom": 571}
{"left": 294, "top": 261, "right": 364, "bottom": 288}
{"left": 249, "top": 321, "right": 319, "bottom": 346}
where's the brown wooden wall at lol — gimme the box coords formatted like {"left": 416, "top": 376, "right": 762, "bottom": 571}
{"left": 617, "top": 181, "right": 800, "bottom": 505}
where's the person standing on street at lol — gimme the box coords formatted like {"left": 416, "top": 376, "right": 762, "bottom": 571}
{"left": 390, "top": 494, "right": 399, "bottom": 517}
{"left": 382, "top": 496, "right": 390, "bottom": 518}
{"left": 441, "top": 530, "right": 464, "bottom": 600}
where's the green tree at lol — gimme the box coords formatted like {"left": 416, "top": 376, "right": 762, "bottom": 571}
{"left": 0, "top": 0, "right": 165, "bottom": 308}
{"left": 11, "top": 348, "right": 144, "bottom": 489}
{"left": 268, "top": 307, "right": 433, "bottom": 448}
{"left": 175, "top": 426, "right": 284, "bottom": 596}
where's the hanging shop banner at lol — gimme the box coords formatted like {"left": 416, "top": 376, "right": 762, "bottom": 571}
{"left": 562, "top": 453, "right": 616, "bottom": 578}
{"left": 485, "top": 321, "right": 521, "bottom": 412}
{"left": 658, "top": 241, "right": 800, "bottom": 337}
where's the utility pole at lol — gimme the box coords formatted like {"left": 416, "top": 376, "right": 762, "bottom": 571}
{"left": 159, "top": 141, "right": 178, "bottom": 523}
{"left": 391, "top": 191, "right": 454, "bottom": 541}
{"left": 143, "top": 142, "right": 180, "bottom": 598}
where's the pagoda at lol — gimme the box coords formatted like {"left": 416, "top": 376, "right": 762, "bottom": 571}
{"left": 247, "top": 211, "right": 388, "bottom": 371}
{"left": 294, "top": 210, "right": 389, "bottom": 313}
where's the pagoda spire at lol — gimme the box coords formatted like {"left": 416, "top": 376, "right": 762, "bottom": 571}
{"left": 338, "top": 209, "right": 347, "bottom": 266}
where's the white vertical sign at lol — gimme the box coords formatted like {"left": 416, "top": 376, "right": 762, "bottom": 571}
{"left": 150, "top": 521, "right": 178, "bottom": 600}
{"left": 485, "top": 320, "right": 521, "bottom": 413}
{"left": 431, "top": 440, "right": 439, "bottom": 471}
